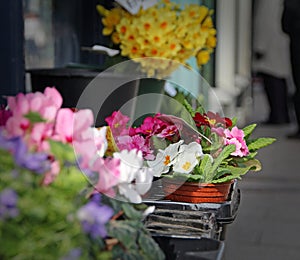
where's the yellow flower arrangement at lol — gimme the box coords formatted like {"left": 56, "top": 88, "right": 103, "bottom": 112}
{"left": 97, "top": 1, "right": 217, "bottom": 77}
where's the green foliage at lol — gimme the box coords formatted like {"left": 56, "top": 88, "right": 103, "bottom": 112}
{"left": 195, "top": 145, "right": 236, "bottom": 183}
{"left": 0, "top": 167, "right": 89, "bottom": 259}
{"left": 243, "top": 123, "right": 257, "bottom": 138}
{"left": 49, "top": 140, "right": 77, "bottom": 164}
{"left": 107, "top": 203, "right": 165, "bottom": 260}
{"left": 247, "top": 137, "right": 276, "bottom": 152}
{"left": 24, "top": 111, "right": 46, "bottom": 123}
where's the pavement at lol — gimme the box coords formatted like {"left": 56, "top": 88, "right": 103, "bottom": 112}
{"left": 222, "top": 87, "right": 300, "bottom": 259}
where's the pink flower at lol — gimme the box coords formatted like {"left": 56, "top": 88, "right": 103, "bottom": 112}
{"left": 105, "top": 111, "right": 130, "bottom": 136}
{"left": 134, "top": 115, "right": 167, "bottom": 137}
{"left": 73, "top": 109, "right": 94, "bottom": 141}
{"left": 43, "top": 87, "right": 63, "bottom": 111}
{"left": 55, "top": 108, "right": 74, "bottom": 143}
{"left": 29, "top": 122, "right": 54, "bottom": 151}
{"left": 7, "top": 87, "right": 62, "bottom": 121}
{"left": 224, "top": 126, "right": 249, "bottom": 157}
{"left": 117, "top": 135, "right": 154, "bottom": 160}
{"left": 42, "top": 160, "right": 61, "bottom": 185}
{"left": 156, "top": 125, "right": 179, "bottom": 138}
{"left": 7, "top": 93, "right": 30, "bottom": 117}
{"left": 92, "top": 157, "right": 121, "bottom": 197}
{"left": 211, "top": 127, "right": 225, "bottom": 137}
{"left": 0, "top": 106, "right": 12, "bottom": 126}
{"left": 5, "top": 116, "right": 30, "bottom": 137}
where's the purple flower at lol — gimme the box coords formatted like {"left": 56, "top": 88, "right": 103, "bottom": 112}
{"left": 0, "top": 130, "right": 50, "bottom": 174}
{"left": 77, "top": 195, "right": 114, "bottom": 239}
{"left": 13, "top": 138, "right": 50, "bottom": 174}
{"left": 62, "top": 248, "right": 82, "bottom": 260}
{"left": 0, "top": 188, "right": 19, "bottom": 220}
{"left": 0, "top": 129, "right": 19, "bottom": 151}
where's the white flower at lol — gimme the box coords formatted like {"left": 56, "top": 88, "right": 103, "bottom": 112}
{"left": 114, "top": 149, "right": 143, "bottom": 183}
{"left": 178, "top": 142, "right": 203, "bottom": 156}
{"left": 135, "top": 167, "right": 154, "bottom": 195}
{"left": 113, "top": 149, "right": 153, "bottom": 203}
{"left": 147, "top": 140, "right": 183, "bottom": 177}
{"left": 173, "top": 142, "right": 203, "bottom": 174}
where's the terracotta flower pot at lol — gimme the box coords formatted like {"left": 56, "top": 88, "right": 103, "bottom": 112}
{"left": 162, "top": 178, "right": 234, "bottom": 203}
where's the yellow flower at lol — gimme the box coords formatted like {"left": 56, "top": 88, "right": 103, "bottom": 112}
{"left": 97, "top": 5, "right": 124, "bottom": 36}
{"left": 196, "top": 50, "right": 211, "bottom": 66}
{"left": 97, "top": 1, "right": 217, "bottom": 76}
{"left": 206, "top": 35, "right": 217, "bottom": 49}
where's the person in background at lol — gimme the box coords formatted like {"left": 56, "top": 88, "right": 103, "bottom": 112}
{"left": 253, "top": 0, "right": 291, "bottom": 125}
{"left": 282, "top": 0, "right": 300, "bottom": 139}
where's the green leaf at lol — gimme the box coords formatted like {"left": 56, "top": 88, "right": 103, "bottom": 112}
{"left": 212, "top": 175, "right": 238, "bottom": 183}
{"left": 49, "top": 140, "right": 76, "bottom": 164}
{"left": 240, "top": 159, "right": 262, "bottom": 171}
{"left": 212, "top": 164, "right": 254, "bottom": 183}
{"left": 138, "top": 231, "right": 165, "bottom": 260}
{"left": 231, "top": 117, "right": 238, "bottom": 126}
{"left": 108, "top": 220, "right": 138, "bottom": 250}
{"left": 247, "top": 137, "right": 276, "bottom": 151}
{"left": 243, "top": 123, "right": 257, "bottom": 138}
{"left": 151, "top": 135, "right": 167, "bottom": 151}
{"left": 24, "top": 111, "right": 46, "bottom": 123}
{"left": 122, "top": 203, "right": 143, "bottom": 220}
{"left": 183, "top": 98, "right": 195, "bottom": 116}
{"left": 210, "top": 145, "right": 236, "bottom": 175}
{"left": 199, "top": 154, "right": 212, "bottom": 181}
{"left": 213, "top": 168, "right": 231, "bottom": 180}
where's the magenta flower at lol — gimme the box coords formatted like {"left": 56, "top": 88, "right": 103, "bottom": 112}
{"left": 0, "top": 106, "right": 12, "bottom": 126}
{"left": 224, "top": 126, "right": 249, "bottom": 157}
{"left": 105, "top": 111, "right": 130, "bottom": 136}
{"left": 156, "top": 125, "right": 179, "bottom": 139}
{"left": 117, "top": 135, "right": 154, "bottom": 160}
{"left": 134, "top": 114, "right": 168, "bottom": 138}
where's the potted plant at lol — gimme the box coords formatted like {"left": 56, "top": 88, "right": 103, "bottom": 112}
{"left": 104, "top": 93, "right": 276, "bottom": 204}
{"left": 0, "top": 88, "right": 165, "bottom": 259}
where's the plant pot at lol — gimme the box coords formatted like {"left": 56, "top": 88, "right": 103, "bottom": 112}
{"left": 161, "top": 178, "right": 234, "bottom": 203}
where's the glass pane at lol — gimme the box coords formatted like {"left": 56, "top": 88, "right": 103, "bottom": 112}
{"left": 23, "top": 0, "right": 54, "bottom": 69}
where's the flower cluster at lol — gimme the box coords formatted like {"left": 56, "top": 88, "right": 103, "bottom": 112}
{"left": 0, "top": 88, "right": 164, "bottom": 259}
{"left": 97, "top": 0, "right": 216, "bottom": 77}
{"left": 105, "top": 100, "right": 276, "bottom": 184}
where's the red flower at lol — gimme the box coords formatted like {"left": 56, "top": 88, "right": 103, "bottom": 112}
{"left": 193, "top": 111, "right": 232, "bottom": 128}
{"left": 206, "top": 111, "right": 232, "bottom": 128}
{"left": 193, "top": 112, "right": 209, "bottom": 127}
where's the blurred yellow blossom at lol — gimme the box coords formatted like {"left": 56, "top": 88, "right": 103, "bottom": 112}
{"left": 97, "top": 1, "right": 216, "bottom": 77}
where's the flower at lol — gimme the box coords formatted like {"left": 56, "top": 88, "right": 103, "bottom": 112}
{"left": 105, "top": 94, "right": 276, "bottom": 184}
{"left": 0, "top": 188, "right": 19, "bottom": 220}
{"left": 97, "top": 1, "right": 217, "bottom": 77}
{"left": 77, "top": 194, "right": 114, "bottom": 239}
{"left": 0, "top": 88, "right": 165, "bottom": 259}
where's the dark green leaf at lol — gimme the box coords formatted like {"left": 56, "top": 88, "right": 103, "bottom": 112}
{"left": 138, "top": 231, "right": 165, "bottom": 260}
{"left": 122, "top": 203, "right": 143, "bottom": 220}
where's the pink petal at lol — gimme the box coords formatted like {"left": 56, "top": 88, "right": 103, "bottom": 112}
{"left": 44, "top": 87, "right": 63, "bottom": 109}
{"left": 55, "top": 108, "right": 74, "bottom": 142}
